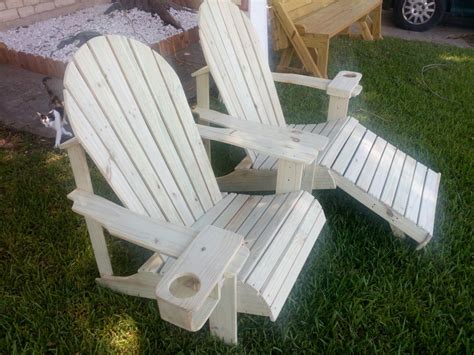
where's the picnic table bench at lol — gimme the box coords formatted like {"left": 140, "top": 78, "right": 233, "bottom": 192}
{"left": 271, "top": 0, "right": 383, "bottom": 78}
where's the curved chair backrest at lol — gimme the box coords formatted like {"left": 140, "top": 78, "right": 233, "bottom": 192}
{"left": 199, "top": 0, "right": 287, "bottom": 130}
{"left": 64, "top": 35, "right": 222, "bottom": 226}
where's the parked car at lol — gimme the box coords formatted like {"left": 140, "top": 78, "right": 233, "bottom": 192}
{"left": 383, "top": 0, "right": 474, "bottom": 31}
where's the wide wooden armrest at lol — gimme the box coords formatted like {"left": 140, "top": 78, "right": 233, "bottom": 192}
{"left": 156, "top": 225, "right": 248, "bottom": 332}
{"left": 195, "top": 108, "right": 328, "bottom": 164}
{"left": 69, "top": 188, "right": 249, "bottom": 332}
{"left": 68, "top": 189, "right": 197, "bottom": 257}
{"left": 272, "top": 71, "right": 363, "bottom": 98}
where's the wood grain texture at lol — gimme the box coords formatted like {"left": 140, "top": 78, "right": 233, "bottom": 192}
{"left": 270, "top": 0, "right": 382, "bottom": 77}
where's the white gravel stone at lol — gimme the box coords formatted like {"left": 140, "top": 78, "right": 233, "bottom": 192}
{"left": 0, "top": 4, "right": 198, "bottom": 62}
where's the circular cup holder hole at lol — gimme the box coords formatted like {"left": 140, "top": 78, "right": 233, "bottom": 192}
{"left": 169, "top": 274, "right": 201, "bottom": 299}
{"left": 343, "top": 73, "right": 357, "bottom": 78}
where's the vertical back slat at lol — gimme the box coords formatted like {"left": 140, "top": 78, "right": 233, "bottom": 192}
{"left": 218, "top": 1, "right": 274, "bottom": 125}
{"left": 106, "top": 37, "right": 206, "bottom": 218}
{"left": 200, "top": 0, "right": 286, "bottom": 128}
{"left": 238, "top": 8, "right": 287, "bottom": 126}
{"left": 200, "top": 6, "right": 260, "bottom": 122}
{"left": 72, "top": 41, "right": 188, "bottom": 224}
{"left": 65, "top": 63, "right": 167, "bottom": 220}
{"left": 127, "top": 38, "right": 221, "bottom": 209}
{"left": 64, "top": 91, "right": 149, "bottom": 216}
{"left": 152, "top": 48, "right": 223, "bottom": 205}
{"left": 64, "top": 35, "right": 222, "bottom": 225}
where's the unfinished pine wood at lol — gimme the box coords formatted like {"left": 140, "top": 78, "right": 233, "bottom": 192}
{"left": 96, "top": 272, "right": 162, "bottom": 299}
{"left": 260, "top": 201, "right": 324, "bottom": 302}
{"left": 156, "top": 225, "right": 245, "bottom": 331}
{"left": 78, "top": 37, "right": 198, "bottom": 224}
{"left": 269, "top": 205, "right": 325, "bottom": 318}
{"left": 270, "top": 0, "right": 382, "bottom": 78}
{"left": 197, "top": 125, "right": 320, "bottom": 165}
{"left": 209, "top": 275, "right": 238, "bottom": 344}
{"left": 405, "top": 162, "right": 428, "bottom": 223}
{"left": 238, "top": 192, "right": 304, "bottom": 280}
{"left": 245, "top": 192, "right": 314, "bottom": 290}
{"left": 65, "top": 36, "right": 225, "bottom": 225}
{"left": 320, "top": 117, "right": 358, "bottom": 167}
{"left": 195, "top": 107, "right": 329, "bottom": 152}
{"left": 368, "top": 143, "right": 396, "bottom": 199}
{"left": 272, "top": 72, "right": 362, "bottom": 96}
{"left": 66, "top": 143, "right": 113, "bottom": 277}
{"left": 191, "top": 189, "right": 325, "bottom": 320}
{"left": 344, "top": 130, "right": 377, "bottom": 183}
{"left": 199, "top": 0, "right": 287, "bottom": 129}
{"left": 276, "top": 161, "right": 305, "bottom": 193}
{"left": 392, "top": 156, "right": 417, "bottom": 215}
{"left": 68, "top": 189, "right": 196, "bottom": 258}
{"left": 331, "top": 124, "right": 366, "bottom": 175}
{"left": 198, "top": 0, "right": 440, "bottom": 248}
{"left": 65, "top": 33, "right": 329, "bottom": 344}
{"left": 380, "top": 150, "right": 406, "bottom": 206}
{"left": 356, "top": 137, "right": 387, "bottom": 192}
{"left": 327, "top": 71, "right": 363, "bottom": 98}
{"left": 194, "top": 68, "right": 211, "bottom": 158}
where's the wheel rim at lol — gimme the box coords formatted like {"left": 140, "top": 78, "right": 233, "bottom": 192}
{"left": 402, "top": 0, "right": 436, "bottom": 25}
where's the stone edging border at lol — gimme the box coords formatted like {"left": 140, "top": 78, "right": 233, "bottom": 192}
{"left": 0, "top": 26, "right": 199, "bottom": 78}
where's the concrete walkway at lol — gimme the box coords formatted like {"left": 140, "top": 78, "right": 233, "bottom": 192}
{"left": 0, "top": 65, "right": 57, "bottom": 138}
{"left": 0, "top": 42, "right": 206, "bottom": 140}
{"left": 0, "top": 16, "right": 472, "bottom": 141}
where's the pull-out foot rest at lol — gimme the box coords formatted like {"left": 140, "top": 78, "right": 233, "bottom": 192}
{"left": 249, "top": 118, "right": 441, "bottom": 248}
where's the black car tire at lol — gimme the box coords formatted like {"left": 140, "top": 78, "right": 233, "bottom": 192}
{"left": 393, "top": 0, "right": 446, "bottom": 31}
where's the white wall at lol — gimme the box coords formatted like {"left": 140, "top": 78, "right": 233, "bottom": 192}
{"left": 248, "top": 0, "right": 268, "bottom": 61}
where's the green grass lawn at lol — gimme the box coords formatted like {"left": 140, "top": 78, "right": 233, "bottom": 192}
{"left": 1, "top": 37, "right": 473, "bottom": 353}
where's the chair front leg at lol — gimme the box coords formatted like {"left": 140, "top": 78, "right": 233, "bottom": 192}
{"left": 66, "top": 141, "right": 113, "bottom": 277}
{"left": 209, "top": 275, "right": 238, "bottom": 344}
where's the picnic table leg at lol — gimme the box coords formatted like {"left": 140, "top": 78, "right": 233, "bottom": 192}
{"left": 372, "top": 5, "right": 383, "bottom": 40}
{"left": 358, "top": 16, "right": 374, "bottom": 41}
{"left": 277, "top": 47, "right": 294, "bottom": 73}
{"left": 312, "top": 37, "right": 329, "bottom": 78}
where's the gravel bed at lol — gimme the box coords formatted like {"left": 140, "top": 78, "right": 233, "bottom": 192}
{"left": 0, "top": 4, "right": 197, "bottom": 62}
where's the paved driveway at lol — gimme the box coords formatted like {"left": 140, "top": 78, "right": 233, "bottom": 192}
{"left": 382, "top": 10, "right": 473, "bottom": 48}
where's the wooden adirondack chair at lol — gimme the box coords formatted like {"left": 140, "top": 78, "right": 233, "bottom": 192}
{"left": 61, "top": 34, "right": 328, "bottom": 344}
{"left": 194, "top": 0, "right": 441, "bottom": 249}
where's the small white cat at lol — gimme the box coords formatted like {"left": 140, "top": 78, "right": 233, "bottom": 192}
{"left": 36, "top": 108, "right": 73, "bottom": 148}
{"left": 36, "top": 77, "right": 73, "bottom": 148}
